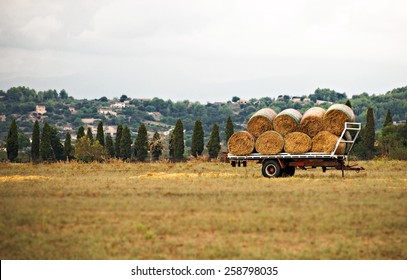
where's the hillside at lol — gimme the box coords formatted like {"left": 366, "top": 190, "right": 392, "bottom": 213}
{"left": 1, "top": 86, "right": 406, "bottom": 150}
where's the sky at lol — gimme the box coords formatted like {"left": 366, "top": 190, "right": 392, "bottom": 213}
{"left": 0, "top": 0, "right": 406, "bottom": 103}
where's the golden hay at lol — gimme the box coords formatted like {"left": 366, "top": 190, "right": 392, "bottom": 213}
{"left": 323, "top": 104, "right": 355, "bottom": 136}
{"left": 311, "top": 131, "right": 346, "bottom": 155}
{"left": 273, "top": 109, "right": 302, "bottom": 136}
{"left": 246, "top": 108, "right": 277, "bottom": 138}
{"left": 255, "top": 131, "right": 284, "bottom": 155}
{"left": 284, "top": 132, "right": 311, "bottom": 154}
{"left": 227, "top": 131, "right": 255, "bottom": 155}
{"left": 299, "top": 107, "right": 326, "bottom": 138}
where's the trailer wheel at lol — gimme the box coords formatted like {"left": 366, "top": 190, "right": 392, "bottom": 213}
{"left": 262, "top": 160, "right": 282, "bottom": 178}
{"left": 282, "top": 166, "right": 296, "bottom": 177}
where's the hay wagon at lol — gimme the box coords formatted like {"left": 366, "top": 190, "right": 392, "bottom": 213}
{"left": 228, "top": 122, "right": 364, "bottom": 178}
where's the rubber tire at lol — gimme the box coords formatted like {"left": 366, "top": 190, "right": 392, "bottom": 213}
{"left": 262, "top": 160, "right": 282, "bottom": 178}
{"left": 282, "top": 166, "right": 296, "bottom": 177}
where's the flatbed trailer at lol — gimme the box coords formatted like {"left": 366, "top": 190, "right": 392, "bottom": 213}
{"left": 228, "top": 122, "right": 364, "bottom": 178}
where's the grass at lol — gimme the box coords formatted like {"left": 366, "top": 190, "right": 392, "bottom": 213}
{"left": 0, "top": 159, "right": 406, "bottom": 259}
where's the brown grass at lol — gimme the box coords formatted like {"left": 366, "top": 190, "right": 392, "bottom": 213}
{"left": 0, "top": 160, "right": 406, "bottom": 260}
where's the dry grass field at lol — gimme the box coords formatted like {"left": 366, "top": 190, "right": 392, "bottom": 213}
{"left": 0, "top": 159, "right": 406, "bottom": 260}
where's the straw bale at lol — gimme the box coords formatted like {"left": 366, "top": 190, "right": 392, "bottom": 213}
{"left": 323, "top": 104, "right": 355, "bottom": 136}
{"left": 273, "top": 109, "right": 303, "bottom": 136}
{"left": 255, "top": 131, "right": 284, "bottom": 155}
{"left": 311, "top": 131, "right": 346, "bottom": 155}
{"left": 299, "top": 107, "right": 326, "bottom": 137}
{"left": 284, "top": 132, "right": 311, "bottom": 154}
{"left": 246, "top": 108, "right": 277, "bottom": 138}
{"left": 227, "top": 131, "right": 255, "bottom": 155}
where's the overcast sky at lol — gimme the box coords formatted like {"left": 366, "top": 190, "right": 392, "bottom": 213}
{"left": 0, "top": 0, "right": 406, "bottom": 103}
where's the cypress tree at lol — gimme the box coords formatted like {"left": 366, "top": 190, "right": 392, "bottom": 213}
{"left": 173, "top": 119, "right": 184, "bottom": 162}
{"left": 120, "top": 126, "right": 132, "bottom": 161}
{"left": 225, "top": 116, "right": 234, "bottom": 146}
{"left": 364, "top": 107, "right": 376, "bottom": 159}
{"left": 77, "top": 126, "right": 85, "bottom": 139}
{"left": 105, "top": 134, "right": 115, "bottom": 158}
{"left": 345, "top": 99, "right": 352, "bottom": 108}
{"left": 86, "top": 127, "right": 94, "bottom": 143}
{"left": 134, "top": 124, "right": 148, "bottom": 162}
{"left": 383, "top": 109, "right": 393, "bottom": 127}
{"left": 40, "top": 123, "right": 55, "bottom": 162}
{"left": 96, "top": 121, "right": 105, "bottom": 146}
{"left": 115, "top": 124, "right": 123, "bottom": 158}
{"left": 6, "top": 119, "right": 19, "bottom": 162}
{"left": 150, "top": 131, "right": 163, "bottom": 161}
{"left": 191, "top": 120, "right": 204, "bottom": 157}
{"left": 207, "top": 123, "right": 221, "bottom": 159}
{"left": 31, "top": 120, "right": 40, "bottom": 162}
{"left": 168, "top": 130, "right": 175, "bottom": 161}
{"left": 64, "top": 132, "right": 73, "bottom": 161}
{"left": 50, "top": 127, "right": 65, "bottom": 161}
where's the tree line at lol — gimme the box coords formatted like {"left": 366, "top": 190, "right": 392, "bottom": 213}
{"left": 4, "top": 116, "right": 235, "bottom": 163}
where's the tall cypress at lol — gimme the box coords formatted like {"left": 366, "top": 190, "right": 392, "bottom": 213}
{"left": 105, "top": 134, "right": 115, "bottom": 158}
{"left": 86, "top": 127, "right": 94, "bottom": 143}
{"left": 150, "top": 131, "right": 163, "bottom": 161}
{"left": 383, "top": 109, "right": 393, "bottom": 127}
{"left": 120, "top": 126, "right": 132, "bottom": 161}
{"left": 96, "top": 121, "right": 105, "bottom": 146}
{"left": 77, "top": 126, "right": 85, "bottom": 139}
{"left": 31, "top": 120, "right": 40, "bottom": 162}
{"left": 40, "top": 123, "right": 54, "bottom": 161}
{"left": 64, "top": 132, "right": 73, "bottom": 161}
{"left": 345, "top": 99, "right": 352, "bottom": 108}
{"left": 173, "top": 119, "right": 184, "bottom": 162}
{"left": 6, "top": 119, "right": 19, "bottom": 162}
{"left": 207, "top": 123, "right": 221, "bottom": 159}
{"left": 364, "top": 107, "right": 376, "bottom": 159}
{"left": 134, "top": 124, "right": 148, "bottom": 162}
{"left": 50, "top": 126, "right": 65, "bottom": 161}
{"left": 225, "top": 116, "right": 234, "bottom": 146}
{"left": 169, "top": 130, "right": 175, "bottom": 161}
{"left": 115, "top": 124, "right": 123, "bottom": 158}
{"left": 191, "top": 120, "right": 204, "bottom": 157}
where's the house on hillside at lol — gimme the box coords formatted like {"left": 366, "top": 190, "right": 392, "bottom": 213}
{"left": 316, "top": 100, "right": 333, "bottom": 105}
{"left": 98, "top": 108, "right": 118, "bottom": 116}
{"left": 81, "top": 118, "right": 101, "bottom": 125}
{"left": 35, "top": 105, "right": 47, "bottom": 114}
{"left": 111, "top": 102, "right": 125, "bottom": 109}
{"left": 0, "top": 114, "right": 6, "bottom": 121}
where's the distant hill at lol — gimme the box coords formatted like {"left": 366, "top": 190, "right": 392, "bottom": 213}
{"left": 1, "top": 86, "right": 406, "bottom": 148}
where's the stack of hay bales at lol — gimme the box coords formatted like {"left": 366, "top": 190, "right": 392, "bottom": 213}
{"left": 227, "top": 104, "right": 354, "bottom": 156}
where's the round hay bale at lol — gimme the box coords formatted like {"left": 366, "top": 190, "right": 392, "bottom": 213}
{"left": 323, "top": 104, "right": 355, "bottom": 135}
{"left": 255, "top": 131, "right": 284, "bottom": 155}
{"left": 273, "top": 109, "right": 303, "bottom": 136}
{"left": 311, "top": 131, "right": 346, "bottom": 155}
{"left": 299, "top": 107, "right": 326, "bottom": 137}
{"left": 246, "top": 108, "right": 277, "bottom": 138}
{"left": 227, "top": 131, "right": 255, "bottom": 155}
{"left": 284, "top": 132, "right": 311, "bottom": 154}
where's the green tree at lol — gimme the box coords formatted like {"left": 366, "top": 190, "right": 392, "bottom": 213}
{"left": 105, "top": 134, "right": 115, "bottom": 158}
{"left": 364, "top": 107, "right": 376, "bottom": 159}
{"left": 50, "top": 127, "right": 65, "bottom": 161}
{"left": 64, "top": 132, "right": 73, "bottom": 161}
{"left": 345, "top": 99, "right": 352, "bottom": 108}
{"left": 134, "top": 124, "right": 148, "bottom": 162}
{"left": 40, "top": 123, "right": 54, "bottom": 162}
{"left": 86, "top": 127, "right": 94, "bottom": 143}
{"left": 115, "top": 124, "right": 123, "bottom": 158}
{"left": 168, "top": 130, "right": 175, "bottom": 161}
{"left": 6, "top": 119, "right": 19, "bottom": 162}
{"left": 150, "top": 131, "right": 163, "bottom": 161}
{"left": 120, "top": 126, "right": 132, "bottom": 161}
{"left": 225, "top": 116, "right": 234, "bottom": 146}
{"left": 96, "top": 121, "right": 105, "bottom": 146}
{"left": 191, "top": 120, "right": 204, "bottom": 157}
{"left": 74, "top": 137, "right": 106, "bottom": 163}
{"left": 31, "top": 120, "right": 40, "bottom": 162}
{"left": 77, "top": 126, "right": 85, "bottom": 139}
{"left": 120, "top": 94, "right": 128, "bottom": 102}
{"left": 173, "top": 119, "right": 184, "bottom": 162}
{"left": 383, "top": 109, "right": 393, "bottom": 127}
{"left": 207, "top": 124, "right": 221, "bottom": 159}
